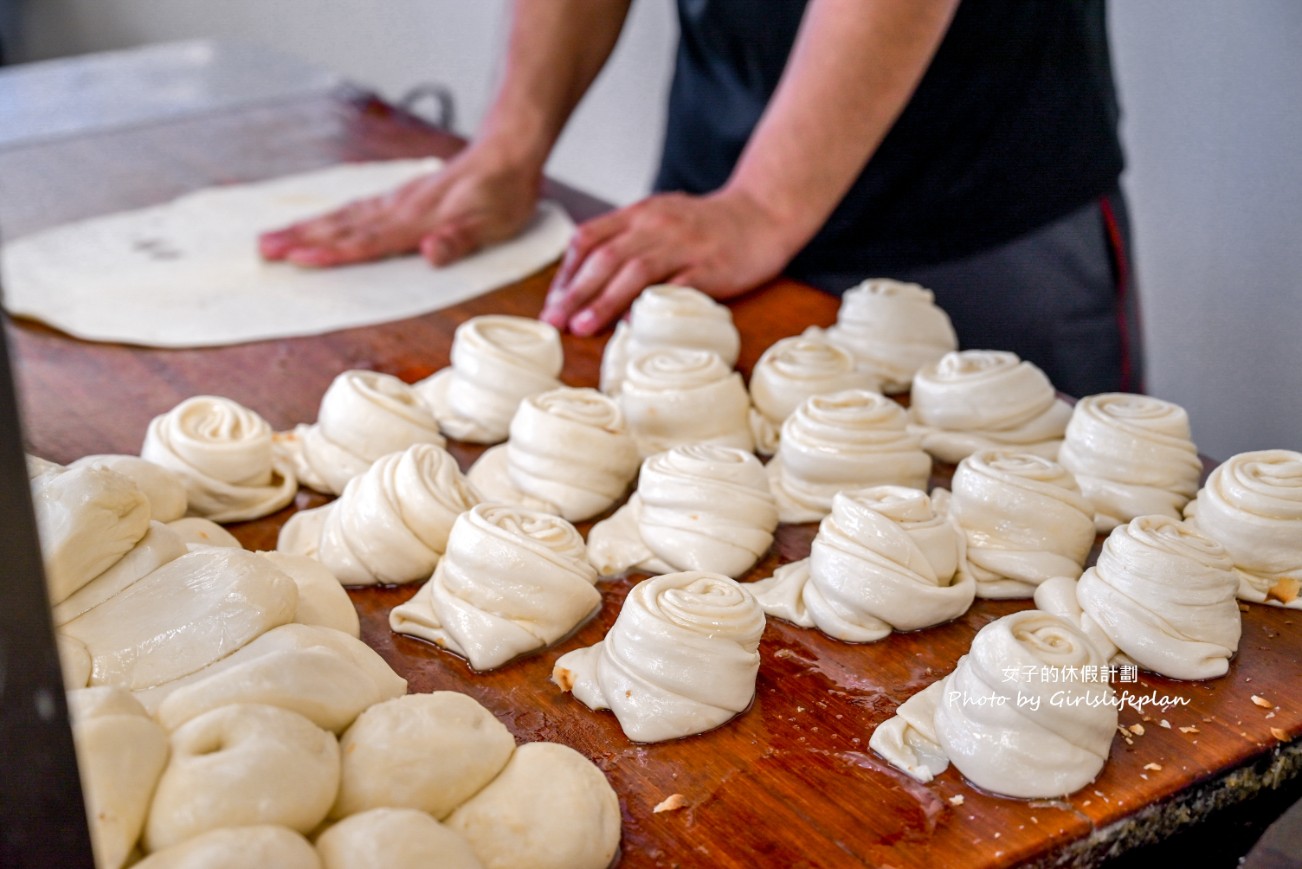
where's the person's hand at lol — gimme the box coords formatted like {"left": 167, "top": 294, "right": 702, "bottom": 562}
{"left": 540, "top": 188, "right": 800, "bottom": 336}
{"left": 258, "top": 144, "right": 543, "bottom": 268}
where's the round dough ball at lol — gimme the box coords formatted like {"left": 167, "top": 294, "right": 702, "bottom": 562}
{"left": 70, "top": 454, "right": 189, "bottom": 523}
{"left": 333, "top": 692, "right": 515, "bottom": 821}
{"left": 315, "top": 808, "right": 482, "bottom": 869}
{"left": 133, "top": 825, "right": 320, "bottom": 869}
{"left": 145, "top": 704, "right": 340, "bottom": 852}
{"left": 446, "top": 742, "right": 620, "bottom": 869}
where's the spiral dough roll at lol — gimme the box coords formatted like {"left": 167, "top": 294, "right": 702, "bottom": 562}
{"left": 750, "top": 486, "right": 971, "bottom": 642}
{"left": 553, "top": 570, "right": 765, "bottom": 743}
{"left": 618, "top": 348, "right": 754, "bottom": 457}
{"left": 599, "top": 285, "right": 739, "bottom": 395}
{"left": 390, "top": 503, "right": 601, "bottom": 671}
{"left": 823, "top": 278, "right": 957, "bottom": 393}
{"left": 142, "top": 395, "right": 297, "bottom": 523}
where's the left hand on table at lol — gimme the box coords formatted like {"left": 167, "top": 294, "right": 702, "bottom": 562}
{"left": 540, "top": 189, "right": 799, "bottom": 336}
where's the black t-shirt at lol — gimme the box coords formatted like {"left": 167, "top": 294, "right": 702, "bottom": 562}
{"left": 655, "top": 0, "right": 1124, "bottom": 282}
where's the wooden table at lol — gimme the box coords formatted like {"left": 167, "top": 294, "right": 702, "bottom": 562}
{"left": 4, "top": 86, "right": 1300, "bottom": 868}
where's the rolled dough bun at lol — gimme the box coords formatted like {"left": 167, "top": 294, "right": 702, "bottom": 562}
{"left": 132, "top": 826, "right": 320, "bottom": 869}
{"left": 315, "top": 808, "right": 482, "bottom": 869}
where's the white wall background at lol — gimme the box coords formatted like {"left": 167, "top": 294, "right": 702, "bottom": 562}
{"left": 11, "top": 0, "right": 1301, "bottom": 460}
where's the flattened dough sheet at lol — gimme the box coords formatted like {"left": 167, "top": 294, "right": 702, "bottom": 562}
{"left": 1, "top": 159, "right": 574, "bottom": 348}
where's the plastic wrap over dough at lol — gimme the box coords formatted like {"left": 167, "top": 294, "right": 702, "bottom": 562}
{"left": 446, "top": 742, "right": 621, "bottom": 869}
{"left": 68, "top": 454, "right": 189, "bottom": 523}
{"left": 278, "top": 443, "right": 478, "bottom": 585}
{"left": 274, "top": 369, "right": 445, "bottom": 496}
{"left": 132, "top": 826, "right": 320, "bottom": 869}
{"left": 944, "top": 450, "right": 1096, "bottom": 599}
{"left": 61, "top": 548, "right": 299, "bottom": 690}
{"left": 141, "top": 395, "right": 297, "bottom": 523}
{"left": 750, "top": 486, "right": 971, "bottom": 641}
{"left": 135, "top": 623, "right": 404, "bottom": 719}
{"left": 822, "top": 278, "right": 957, "bottom": 393}
{"left": 1185, "top": 449, "right": 1302, "bottom": 609}
{"left": 331, "top": 692, "right": 515, "bottom": 821}
{"left": 1058, "top": 393, "right": 1203, "bottom": 532}
{"left": 416, "top": 315, "right": 564, "bottom": 444}
{"left": 767, "top": 389, "right": 930, "bottom": 523}
{"left": 467, "top": 387, "right": 639, "bottom": 521}
{"left": 908, "top": 350, "right": 1072, "bottom": 464}
{"left": 391, "top": 504, "right": 601, "bottom": 670}
{"left": 144, "top": 703, "right": 340, "bottom": 852}
{"left": 316, "top": 808, "right": 482, "bottom": 869}
{"left": 51, "top": 521, "right": 188, "bottom": 627}
{"left": 870, "top": 611, "right": 1117, "bottom": 799}
{"left": 619, "top": 348, "right": 754, "bottom": 457}
{"left": 748, "top": 332, "right": 879, "bottom": 454}
{"left": 587, "top": 444, "right": 777, "bottom": 579}
{"left": 599, "top": 284, "right": 739, "bottom": 395}
{"left": 32, "top": 464, "right": 151, "bottom": 605}
{"left": 68, "top": 687, "right": 169, "bottom": 869}
{"left": 553, "top": 570, "right": 764, "bottom": 742}
{"left": 1069, "top": 515, "right": 1241, "bottom": 679}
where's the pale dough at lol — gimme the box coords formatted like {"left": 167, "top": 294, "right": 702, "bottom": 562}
{"left": 68, "top": 455, "right": 189, "bottom": 523}
{"left": 1, "top": 159, "right": 574, "bottom": 348}
{"left": 619, "top": 347, "right": 754, "bottom": 457}
{"left": 316, "top": 808, "right": 483, "bottom": 869}
{"left": 331, "top": 692, "right": 516, "bottom": 821}
{"left": 446, "top": 742, "right": 621, "bottom": 869}
{"left": 132, "top": 826, "right": 320, "bottom": 869}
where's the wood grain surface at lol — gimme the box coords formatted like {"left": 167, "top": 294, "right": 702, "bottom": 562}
{"left": 4, "top": 89, "right": 1300, "bottom": 868}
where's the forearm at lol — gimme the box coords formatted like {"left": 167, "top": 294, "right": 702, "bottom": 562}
{"left": 476, "top": 0, "right": 634, "bottom": 176}
{"left": 725, "top": 0, "right": 960, "bottom": 258}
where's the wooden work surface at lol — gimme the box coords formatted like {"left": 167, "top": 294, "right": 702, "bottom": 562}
{"left": 4, "top": 87, "right": 1301, "bottom": 868}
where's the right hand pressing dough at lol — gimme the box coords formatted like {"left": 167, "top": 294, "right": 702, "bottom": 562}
{"left": 553, "top": 571, "right": 765, "bottom": 743}
{"left": 274, "top": 369, "right": 445, "bottom": 496}
{"left": 416, "top": 315, "right": 563, "bottom": 444}
{"left": 468, "top": 386, "right": 639, "bottom": 521}
{"left": 944, "top": 450, "right": 1096, "bottom": 599}
{"left": 599, "top": 284, "right": 739, "bottom": 395}
{"left": 586, "top": 444, "right": 778, "bottom": 579}
{"left": 749, "top": 486, "right": 972, "bottom": 642}
{"left": 278, "top": 443, "right": 479, "bottom": 585}
{"left": 390, "top": 503, "right": 601, "bottom": 671}
{"left": 1057, "top": 392, "right": 1204, "bottom": 531}
{"left": 144, "top": 703, "right": 340, "bottom": 852}
{"left": 618, "top": 347, "right": 755, "bottom": 456}
{"left": 747, "top": 332, "right": 880, "bottom": 454}
{"left": 767, "top": 389, "right": 931, "bottom": 523}
{"left": 1035, "top": 514, "right": 1242, "bottom": 680}
{"left": 141, "top": 395, "right": 297, "bottom": 522}
{"left": 822, "top": 278, "right": 958, "bottom": 393}
{"left": 908, "top": 350, "right": 1073, "bottom": 464}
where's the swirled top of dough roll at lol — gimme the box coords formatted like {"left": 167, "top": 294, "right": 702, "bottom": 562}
{"left": 1185, "top": 449, "right": 1302, "bottom": 606}
{"left": 1077, "top": 514, "right": 1240, "bottom": 679}
{"left": 599, "top": 285, "right": 739, "bottom": 394}
{"left": 767, "top": 389, "right": 931, "bottom": 523}
{"left": 749, "top": 333, "right": 879, "bottom": 453}
{"left": 278, "top": 443, "right": 478, "bottom": 586}
{"left": 617, "top": 347, "right": 755, "bottom": 456}
{"left": 750, "top": 485, "right": 970, "bottom": 642}
{"left": 142, "top": 395, "right": 297, "bottom": 522}
{"left": 947, "top": 450, "right": 1096, "bottom": 599}
{"left": 823, "top": 279, "right": 957, "bottom": 392}
{"left": 909, "top": 350, "right": 1071, "bottom": 463}
{"left": 389, "top": 503, "right": 600, "bottom": 670}
{"left": 553, "top": 571, "right": 764, "bottom": 742}
{"left": 418, "top": 315, "right": 564, "bottom": 444}
{"left": 278, "top": 370, "right": 445, "bottom": 496}
{"left": 1058, "top": 393, "right": 1203, "bottom": 531}
{"left": 935, "top": 610, "right": 1117, "bottom": 798}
